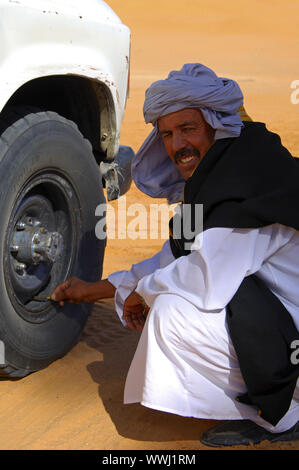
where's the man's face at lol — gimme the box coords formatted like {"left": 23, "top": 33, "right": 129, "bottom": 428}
{"left": 158, "top": 108, "right": 215, "bottom": 180}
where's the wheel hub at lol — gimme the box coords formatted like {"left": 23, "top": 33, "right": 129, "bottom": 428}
{"left": 11, "top": 221, "right": 63, "bottom": 274}
{"left": 5, "top": 184, "right": 76, "bottom": 313}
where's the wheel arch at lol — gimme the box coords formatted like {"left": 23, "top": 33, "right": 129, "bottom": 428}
{"left": 0, "top": 74, "right": 117, "bottom": 163}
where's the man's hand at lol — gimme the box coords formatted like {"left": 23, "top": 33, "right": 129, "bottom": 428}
{"left": 50, "top": 277, "right": 91, "bottom": 306}
{"left": 123, "top": 291, "right": 149, "bottom": 331}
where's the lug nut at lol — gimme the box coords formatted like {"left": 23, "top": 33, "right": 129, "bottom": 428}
{"left": 16, "top": 221, "right": 26, "bottom": 230}
{"left": 15, "top": 263, "right": 26, "bottom": 274}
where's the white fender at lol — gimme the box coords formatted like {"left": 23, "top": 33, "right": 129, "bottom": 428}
{"left": 0, "top": 0, "right": 130, "bottom": 155}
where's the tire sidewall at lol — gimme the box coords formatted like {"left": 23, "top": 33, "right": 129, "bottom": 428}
{"left": 0, "top": 114, "right": 106, "bottom": 371}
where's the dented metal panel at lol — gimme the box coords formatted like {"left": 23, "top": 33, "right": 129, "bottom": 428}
{"left": 100, "top": 145, "right": 134, "bottom": 201}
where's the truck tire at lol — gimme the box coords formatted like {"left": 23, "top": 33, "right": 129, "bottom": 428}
{"left": 0, "top": 109, "right": 106, "bottom": 378}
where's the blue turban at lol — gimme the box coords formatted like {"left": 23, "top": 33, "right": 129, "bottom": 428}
{"left": 132, "top": 63, "right": 244, "bottom": 203}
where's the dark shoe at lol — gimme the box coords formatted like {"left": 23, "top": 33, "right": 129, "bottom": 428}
{"left": 200, "top": 419, "right": 299, "bottom": 447}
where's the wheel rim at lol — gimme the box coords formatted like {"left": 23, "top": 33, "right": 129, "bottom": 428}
{"left": 4, "top": 171, "right": 80, "bottom": 322}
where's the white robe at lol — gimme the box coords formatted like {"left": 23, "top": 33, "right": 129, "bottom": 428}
{"left": 108, "top": 224, "right": 299, "bottom": 433}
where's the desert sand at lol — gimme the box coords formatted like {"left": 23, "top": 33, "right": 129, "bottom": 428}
{"left": 0, "top": 0, "right": 298, "bottom": 451}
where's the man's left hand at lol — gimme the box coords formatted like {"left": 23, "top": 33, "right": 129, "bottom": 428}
{"left": 123, "top": 291, "right": 149, "bottom": 331}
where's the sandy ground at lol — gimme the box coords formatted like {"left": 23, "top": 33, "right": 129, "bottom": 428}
{"left": 0, "top": 0, "right": 298, "bottom": 451}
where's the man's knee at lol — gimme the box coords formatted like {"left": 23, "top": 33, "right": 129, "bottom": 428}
{"left": 147, "top": 294, "right": 190, "bottom": 343}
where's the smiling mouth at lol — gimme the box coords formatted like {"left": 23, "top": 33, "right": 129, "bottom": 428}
{"left": 174, "top": 148, "right": 201, "bottom": 167}
{"left": 177, "top": 155, "right": 197, "bottom": 165}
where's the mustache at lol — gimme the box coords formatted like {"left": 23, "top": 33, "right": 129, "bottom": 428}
{"left": 174, "top": 147, "right": 201, "bottom": 163}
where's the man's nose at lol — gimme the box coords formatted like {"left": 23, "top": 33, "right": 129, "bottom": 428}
{"left": 172, "top": 131, "right": 187, "bottom": 154}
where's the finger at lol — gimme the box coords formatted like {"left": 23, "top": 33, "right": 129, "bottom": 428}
{"left": 143, "top": 306, "right": 150, "bottom": 318}
{"left": 131, "top": 312, "right": 146, "bottom": 331}
{"left": 124, "top": 316, "right": 135, "bottom": 330}
{"left": 134, "top": 320, "right": 144, "bottom": 331}
{"left": 54, "top": 280, "right": 70, "bottom": 292}
{"left": 124, "top": 311, "right": 140, "bottom": 330}
{"left": 50, "top": 279, "right": 72, "bottom": 300}
{"left": 50, "top": 286, "right": 67, "bottom": 301}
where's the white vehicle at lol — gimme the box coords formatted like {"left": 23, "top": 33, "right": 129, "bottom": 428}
{"left": 0, "top": 0, "right": 132, "bottom": 377}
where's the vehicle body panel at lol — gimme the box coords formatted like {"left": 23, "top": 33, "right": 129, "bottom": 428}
{"left": 0, "top": 0, "right": 130, "bottom": 158}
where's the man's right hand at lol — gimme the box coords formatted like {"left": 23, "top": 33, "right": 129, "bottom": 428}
{"left": 50, "top": 277, "right": 91, "bottom": 306}
{"left": 50, "top": 277, "right": 116, "bottom": 306}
